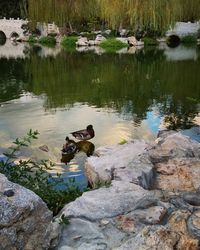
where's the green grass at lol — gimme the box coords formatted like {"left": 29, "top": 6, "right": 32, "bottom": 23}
{"left": 61, "top": 36, "right": 78, "bottom": 49}
{"left": 38, "top": 36, "right": 56, "bottom": 47}
{"left": 181, "top": 35, "right": 197, "bottom": 45}
{"left": 28, "top": 35, "right": 37, "bottom": 43}
{"left": 99, "top": 38, "right": 128, "bottom": 52}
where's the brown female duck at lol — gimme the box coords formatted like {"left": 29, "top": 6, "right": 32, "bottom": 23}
{"left": 71, "top": 125, "right": 95, "bottom": 141}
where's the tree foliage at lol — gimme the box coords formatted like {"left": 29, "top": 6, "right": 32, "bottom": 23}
{"left": 27, "top": 0, "right": 200, "bottom": 32}
{"left": 1, "top": 0, "right": 200, "bottom": 32}
{"left": 0, "top": 0, "right": 27, "bottom": 19}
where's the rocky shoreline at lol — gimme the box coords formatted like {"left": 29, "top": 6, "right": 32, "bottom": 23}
{"left": 1, "top": 130, "right": 200, "bottom": 249}
{"left": 53, "top": 130, "right": 200, "bottom": 250}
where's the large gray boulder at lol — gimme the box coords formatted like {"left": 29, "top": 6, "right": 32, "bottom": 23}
{"left": 55, "top": 181, "right": 158, "bottom": 250}
{"left": 0, "top": 174, "right": 52, "bottom": 250}
{"left": 61, "top": 181, "right": 151, "bottom": 220}
{"left": 85, "top": 140, "right": 155, "bottom": 189}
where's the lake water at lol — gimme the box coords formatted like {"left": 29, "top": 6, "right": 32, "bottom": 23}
{"left": 0, "top": 40, "right": 200, "bottom": 189}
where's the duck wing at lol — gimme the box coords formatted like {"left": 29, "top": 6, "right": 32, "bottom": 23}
{"left": 71, "top": 129, "right": 91, "bottom": 140}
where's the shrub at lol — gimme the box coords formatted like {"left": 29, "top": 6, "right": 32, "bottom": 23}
{"left": 99, "top": 38, "right": 128, "bottom": 52}
{"left": 181, "top": 35, "right": 197, "bottom": 44}
{"left": 61, "top": 36, "right": 78, "bottom": 49}
{"left": 0, "top": 130, "right": 82, "bottom": 215}
{"left": 39, "top": 36, "right": 56, "bottom": 46}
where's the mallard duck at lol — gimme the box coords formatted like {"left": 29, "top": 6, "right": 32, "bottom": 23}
{"left": 61, "top": 137, "right": 78, "bottom": 154}
{"left": 71, "top": 125, "right": 95, "bottom": 141}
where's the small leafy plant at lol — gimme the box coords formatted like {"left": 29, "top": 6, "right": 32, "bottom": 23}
{"left": 0, "top": 130, "right": 82, "bottom": 215}
{"left": 119, "top": 139, "right": 127, "bottom": 145}
{"left": 58, "top": 214, "right": 70, "bottom": 225}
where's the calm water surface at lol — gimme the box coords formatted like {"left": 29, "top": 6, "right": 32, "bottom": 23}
{"left": 0, "top": 41, "right": 199, "bottom": 189}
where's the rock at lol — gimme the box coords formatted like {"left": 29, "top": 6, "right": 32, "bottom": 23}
{"left": 0, "top": 174, "right": 52, "bottom": 250}
{"left": 116, "top": 37, "right": 128, "bottom": 44}
{"left": 132, "top": 206, "right": 167, "bottom": 224}
{"left": 182, "top": 192, "right": 200, "bottom": 206}
{"left": 119, "top": 29, "right": 129, "bottom": 37}
{"left": 76, "top": 37, "right": 88, "bottom": 46}
{"left": 61, "top": 181, "right": 151, "bottom": 220}
{"left": 127, "top": 36, "right": 144, "bottom": 46}
{"left": 128, "top": 36, "right": 138, "bottom": 46}
{"left": 39, "top": 145, "right": 49, "bottom": 152}
{"left": 156, "top": 163, "right": 175, "bottom": 175}
{"left": 95, "top": 35, "right": 106, "bottom": 45}
{"left": 115, "top": 214, "right": 136, "bottom": 233}
{"left": 103, "top": 29, "right": 111, "bottom": 35}
{"left": 88, "top": 40, "right": 96, "bottom": 46}
{"left": 187, "top": 210, "right": 200, "bottom": 239}
{"left": 0, "top": 154, "right": 9, "bottom": 163}
{"left": 168, "top": 210, "right": 199, "bottom": 249}
{"left": 113, "top": 225, "right": 180, "bottom": 250}
{"left": 134, "top": 196, "right": 159, "bottom": 210}
{"left": 85, "top": 140, "right": 154, "bottom": 189}
{"left": 170, "top": 197, "right": 194, "bottom": 212}
{"left": 100, "top": 219, "right": 110, "bottom": 225}
{"left": 56, "top": 217, "right": 126, "bottom": 250}
{"left": 155, "top": 158, "right": 200, "bottom": 192}
{"left": 150, "top": 132, "right": 200, "bottom": 162}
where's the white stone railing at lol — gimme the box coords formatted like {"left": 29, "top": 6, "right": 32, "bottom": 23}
{"left": 0, "top": 18, "right": 28, "bottom": 38}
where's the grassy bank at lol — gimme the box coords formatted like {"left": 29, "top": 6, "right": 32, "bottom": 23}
{"left": 61, "top": 36, "right": 78, "bottom": 49}
{"left": 99, "top": 38, "right": 128, "bottom": 52}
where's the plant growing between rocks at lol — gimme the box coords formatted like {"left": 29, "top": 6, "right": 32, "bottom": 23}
{"left": 61, "top": 36, "right": 78, "bottom": 49}
{"left": 0, "top": 129, "right": 82, "bottom": 215}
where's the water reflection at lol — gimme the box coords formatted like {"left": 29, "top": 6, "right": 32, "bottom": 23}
{"left": 0, "top": 40, "right": 62, "bottom": 59}
{"left": 0, "top": 43, "right": 200, "bottom": 188}
{"left": 0, "top": 40, "right": 29, "bottom": 59}
{"left": 61, "top": 140, "right": 95, "bottom": 163}
{"left": 77, "top": 141, "right": 95, "bottom": 157}
{"left": 163, "top": 44, "right": 198, "bottom": 61}
{"left": 61, "top": 152, "right": 75, "bottom": 164}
